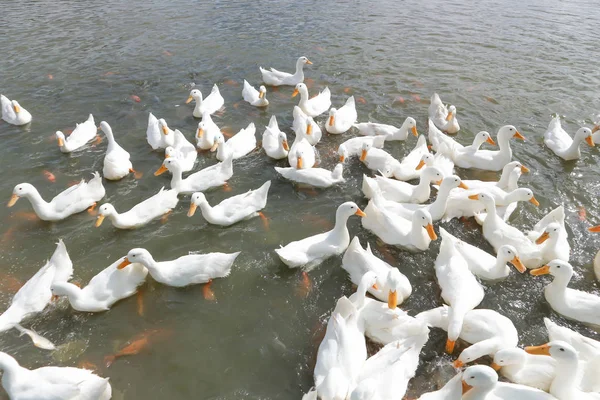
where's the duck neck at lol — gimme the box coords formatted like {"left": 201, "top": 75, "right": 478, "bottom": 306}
{"left": 428, "top": 186, "right": 451, "bottom": 220}
{"left": 550, "top": 356, "right": 580, "bottom": 397}
{"left": 414, "top": 175, "right": 432, "bottom": 199}
{"left": 493, "top": 257, "right": 511, "bottom": 276}
{"left": 496, "top": 167, "right": 512, "bottom": 188}
{"left": 293, "top": 60, "right": 305, "bottom": 80}
{"left": 170, "top": 168, "right": 184, "bottom": 191}
{"left": 195, "top": 93, "right": 203, "bottom": 106}
{"left": 103, "top": 127, "right": 116, "bottom": 151}
{"left": 469, "top": 384, "right": 495, "bottom": 399}
{"left": 497, "top": 134, "right": 513, "bottom": 157}
{"left": 22, "top": 189, "right": 50, "bottom": 218}
{"left": 353, "top": 278, "right": 371, "bottom": 310}
{"left": 548, "top": 271, "right": 572, "bottom": 290}
{"left": 299, "top": 87, "right": 309, "bottom": 105}
{"left": 471, "top": 136, "right": 485, "bottom": 151}
{"left": 563, "top": 136, "right": 583, "bottom": 158}
{"left": 331, "top": 212, "right": 350, "bottom": 241}
{"left": 197, "top": 201, "right": 215, "bottom": 221}
{"left": 483, "top": 199, "right": 498, "bottom": 221}
{"left": 505, "top": 170, "right": 521, "bottom": 192}
{"left": 411, "top": 220, "right": 428, "bottom": 248}
{"left": 56, "top": 283, "right": 84, "bottom": 305}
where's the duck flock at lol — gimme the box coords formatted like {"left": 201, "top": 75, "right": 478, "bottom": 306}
{"left": 1, "top": 55, "right": 600, "bottom": 400}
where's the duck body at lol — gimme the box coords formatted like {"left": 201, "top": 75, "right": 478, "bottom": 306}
{"left": 544, "top": 116, "right": 594, "bottom": 160}
{"left": 51, "top": 257, "right": 148, "bottom": 312}
{"left": 242, "top": 80, "right": 268, "bottom": 107}
{"left": 361, "top": 167, "right": 443, "bottom": 204}
{"left": 56, "top": 114, "right": 96, "bottom": 153}
{"left": 443, "top": 187, "right": 537, "bottom": 222}
{"left": 188, "top": 181, "right": 270, "bottom": 226}
{"left": 493, "top": 347, "right": 556, "bottom": 391}
{"left": 159, "top": 157, "right": 233, "bottom": 195}
{"left": 288, "top": 137, "right": 316, "bottom": 169}
{"left": 275, "top": 164, "right": 344, "bottom": 188}
{"left": 462, "top": 161, "right": 527, "bottom": 192}
{"left": 215, "top": 123, "right": 256, "bottom": 161}
{"left": 429, "top": 93, "right": 460, "bottom": 133}
{"left": 100, "top": 121, "right": 134, "bottom": 180}
{"left": 8, "top": 173, "right": 105, "bottom": 221}
{"left": 121, "top": 248, "right": 240, "bottom": 287}
{"left": 262, "top": 116, "right": 289, "bottom": 160}
{"left": 275, "top": 202, "right": 365, "bottom": 270}
{"left": 337, "top": 136, "right": 385, "bottom": 163}
{"left": 260, "top": 56, "right": 311, "bottom": 86}
{"left": 293, "top": 83, "right": 331, "bottom": 117}
{"left": 325, "top": 96, "right": 357, "bottom": 134}
{"left": 417, "top": 372, "right": 463, "bottom": 400}
{"left": 146, "top": 113, "right": 175, "bottom": 150}
{"left": 354, "top": 117, "right": 418, "bottom": 141}
{"left": 526, "top": 206, "right": 570, "bottom": 264}
{"left": 187, "top": 85, "right": 224, "bottom": 117}
{"left": 97, "top": 187, "right": 178, "bottom": 229}
{"left": 292, "top": 106, "right": 322, "bottom": 146}
{"left": 195, "top": 112, "right": 220, "bottom": 150}
{"left": 165, "top": 129, "right": 197, "bottom": 172}
{"left": 0, "top": 95, "right": 31, "bottom": 125}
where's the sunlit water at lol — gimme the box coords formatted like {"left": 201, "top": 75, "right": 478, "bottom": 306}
{"left": 1, "top": 0, "right": 600, "bottom": 398}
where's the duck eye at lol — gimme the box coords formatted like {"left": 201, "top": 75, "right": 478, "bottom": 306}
{"left": 559, "top": 348, "right": 564, "bottom": 352}
{"left": 470, "top": 376, "right": 475, "bottom": 379}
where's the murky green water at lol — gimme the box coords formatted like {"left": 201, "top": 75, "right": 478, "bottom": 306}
{"left": 1, "top": 0, "right": 599, "bottom": 398}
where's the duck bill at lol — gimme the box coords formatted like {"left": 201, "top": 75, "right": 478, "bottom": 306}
{"left": 525, "top": 344, "right": 551, "bottom": 356}
{"left": 162, "top": 126, "right": 169, "bottom": 135}
{"left": 589, "top": 225, "right": 600, "bottom": 232}
{"left": 372, "top": 283, "right": 379, "bottom": 290}
{"left": 486, "top": 137, "right": 496, "bottom": 145}
{"left": 387, "top": 290, "right": 398, "bottom": 309}
{"left": 355, "top": 208, "right": 366, "bottom": 217}
{"left": 435, "top": 179, "right": 443, "bottom": 185}
{"left": 197, "top": 128, "right": 204, "bottom": 138}
{"left": 530, "top": 265, "right": 550, "bottom": 276}
{"left": 306, "top": 124, "right": 312, "bottom": 135}
{"left": 210, "top": 141, "right": 219, "bottom": 152}
{"left": 329, "top": 115, "right": 335, "bottom": 126}
{"left": 511, "top": 256, "right": 527, "bottom": 273}
{"left": 446, "top": 339, "right": 456, "bottom": 354}
{"left": 57, "top": 137, "right": 65, "bottom": 147}
{"left": 490, "top": 362, "right": 501, "bottom": 371}
{"left": 445, "top": 112, "right": 453, "bottom": 121}
{"left": 415, "top": 160, "right": 426, "bottom": 170}
{"left": 95, "top": 215, "right": 105, "bottom": 227}
{"left": 13, "top": 104, "right": 21, "bottom": 113}
{"left": 520, "top": 165, "right": 530, "bottom": 173}
{"left": 339, "top": 155, "right": 345, "bottom": 163}
{"left": 292, "top": 89, "right": 299, "bottom": 98}
{"left": 154, "top": 164, "right": 168, "bottom": 176}
{"left": 259, "top": 91, "right": 265, "bottom": 99}
{"left": 7, "top": 194, "right": 19, "bottom": 207}
{"left": 187, "top": 203, "right": 197, "bottom": 217}
{"left": 306, "top": 59, "right": 313, "bottom": 65}
{"left": 282, "top": 140, "right": 290, "bottom": 151}
{"left": 117, "top": 258, "right": 132, "bottom": 270}
{"left": 513, "top": 131, "right": 525, "bottom": 140}
{"left": 426, "top": 224, "right": 437, "bottom": 240}
{"left": 297, "top": 157, "right": 303, "bottom": 169}
{"left": 458, "top": 182, "right": 469, "bottom": 189}
{"left": 453, "top": 359, "right": 464, "bottom": 368}
{"left": 468, "top": 194, "right": 480, "bottom": 200}
{"left": 529, "top": 196, "right": 540, "bottom": 206}
{"left": 411, "top": 126, "right": 418, "bottom": 136}
{"left": 185, "top": 96, "right": 193, "bottom": 104}
{"left": 585, "top": 136, "right": 595, "bottom": 147}
{"left": 535, "top": 231, "right": 549, "bottom": 244}
{"left": 360, "top": 149, "right": 367, "bottom": 162}
{"left": 461, "top": 380, "right": 472, "bottom": 395}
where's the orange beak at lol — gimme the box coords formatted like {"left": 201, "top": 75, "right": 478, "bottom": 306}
{"left": 154, "top": 164, "right": 168, "bottom": 176}
{"left": 416, "top": 160, "right": 426, "bottom": 170}
{"left": 462, "top": 380, "right": 472, "bottom": 395}
{"left": 411, "top": 126, "right": 418, "bottom": 136}
{"left": 117, "top": 258, "right": 132, "bottom": 270}
{"left": 306, "top": 59, "right": 313, "bottom": 65}
{"left": 525, "top": 343, "right": 551, "bottom": 356}
{"left": 372, "top": 283, "right": 379, "bottom": 290}
{"left": 339, "top": 155, "right": 345, "bottom": 162}
{"left": 585, "top": 136, "right": 595, "bottom": 147}
{"left": 355, "top": 208, "right": 366, "bottom": 217}
{"left": 185, "top": 96, "right": 193, "bottom": 104}
{"left": 95, "top": 215, "right": 105, "bottom": 227}
{"left": 259, "top": 91, "right": 265, "bottom": 99}
{"left": 306, "top": 124, "right": 312, "bottom": 135}
{"left": 7, "top": 194, "right": 19, "bottom": 207}
{"left": 520, "top": 164, "right": 530, "bottom": 173}
{"left": 57, "top": 137, "right": 64, "bottom": 147}
{"left": 187, "top": 203, "right": 197, "bottom": 217}
{"left": 387, "top": 290, "right": 398, "bottom": 309}
{"left": 588, "top": 225, "right": 600, "bottom": 232}
{"left": 282, "top": 140, "right": 290, "bottom": 151}
{"left": 297, "top": 156, "right": 303, "bottom": 169}
{"left": 162, "top": 126, "right": 169, "bottom": 135}
{"left": 458, "top": 182, "right": 469, "bottom": 189}
{"left": 530, "top": 265, "right": 550, "bottom": 276}
{"left": 426, "top": 224, "right": 437, "bottom": 240}
{"left": 446, "top": 339, "right": 456, "bottom": 354}
{"left": 292, "top": 89, "right": 299, "bottom": 98}
{"left": 360, "top": 149, "right": 368, "bottom": 162}
{"left": 164, "top": 153, "right": 171, "bottom": 159}
{"left": 535, "top": 231, "right": 549, "bottom": 244}
{"left": 445, "top": 112, "right": 453, "bottom": 121}
{"left": 490, "top": 362, "right": 501, "bottom": 371}
{"left": 435, "top": 179, "right": 443, "bottom": 185}
{"left": 210, "top": 140, "right": 219, "bottom": 152}
{"left": 530, "top": 196, "right": 540, "bottom": 206}
{"left": 197, "top": 128, "right": 204, "bottom": 138}
{"left": 453, "top": 359, "right": 464, "bottom": 368}
{"left": 513, "top": 131, "right": 525, "bottom": 140}
{"left": 486, "top": 136, "right": 496, "bottom": 145}
{"left": 13, "top": 104, "right": 21, "bottom": 113}
{"left": 329, "top": 115, "right": 334, "bottom": 126}
{"left": 468, "top": 194, "right": 479, "bottom": 200}
{"left": 510, "top": 256, "right": 526, "bottom": 273}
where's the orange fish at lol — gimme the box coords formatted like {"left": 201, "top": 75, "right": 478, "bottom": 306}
{"left": 202, "top": 279, "right": 216, "bottom": 301}
{"left": 357, "top": 97, "right": 367, "bottom": 104}
{"left": 258, "top": 212, "right": 269, "bottom": 231}
{"left": 1, "top": 226, "right": 15, "bottom": 244}
{"left": 47, "top": 74, "right": 54, "bottom": 80}
{"left": 12, "top": 212, "right": 38, "bottom": 221}
{"left": 233, "top": 102, "right": 240, "bottom": 110}
{"left": 43, "top": 170, "right": 56, "bottom": 183}
{"left": 221, "top": 127, "right": 234, "bottom": 138}
{"left": 222, "top": 183, "right": 232, "bottom": 192}
{"left": 305, "top": 78, "right": 315, "bottom": 89}
{"left": 102, "top": 71, "right": 118, "bottom": 77}
{"left": 223, "top": 79, "right": 239, "bottom": 87}
{"left": 295, "top": 271, "right": 312, "bottom": 298}
{"left": 136, "top": 289, "right": 145, "bottom": 317}
{"left": 0, "top": 273, "right": 23, "bottom": 294}
{"left": 394, "top": 96, "right": 405, "bottom": 104}
{"left": 104, "top": 328, "right": 173, "bottom": 367}
{"left": 77, "top": 360, "right": 98, "bottom": 371}
{"left": 314, "top": 46, "right": 325, "bottom": 53}
{"left": 63, "top": 128, "right": 73, "bottom": 136}
{"left": 343, "top": 87, "right": 352, "bottom": 94}
{"left": 412, "top": 80, "right": 424, "bottom": 88}
{"left": 411, "top": 94, "right": 421, "bottom": 103}
{"left": 578, "top": 207, "right": 586, "bottom": 221}
{"left": 162, "top": 50, "right": 173, "bottom": 56}
{"left": 130, "top": 95, "right": 141, "bottom": 103}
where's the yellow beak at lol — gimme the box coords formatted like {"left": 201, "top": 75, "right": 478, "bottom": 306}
{"left": 513, "top": 131, "right": 525, "bottom": 140}
{"left": 306, "top": 59, "right": 313, "bottom": 65}
{"left": 535, "top": 231, "right": 549, "bottom": 244}
{"left": 387, "top": 290, "right": 398, "bottom": 309}
{"left": 259, "top": 91, "right": 265, "bottom": 99}
{"left": 490, "top": 362, "right": 501, "bottom": 371}
{"left": 282, "top": 140, "right": 290, "bottom": 151}
{"left": 297, "top": 156, "right": 303, "bottom": 169}
{"left": 7, "top": 194, "right": 19, "bottom": 207}
{"left": 188, "top": 203, "right": 197, "bottom": 217}
{"left": 458, "top": 182, "right": 469, "bottom": 189}
{"left": 185, "top": 96, "right": 193, "bottom": 104}
{"left": 530, "top": 196, "right": 540, "bottom": 206}
{"left": 530, "top": 265, "right": 550, "bottom": 276}
{"left": 57, "top": 137, "right": 64, "bottom": 147}
{"left": 416, "top": 160, "right": 426, "bottom": 170}
{"left": 445, "top": 112, "right": 453, "bottom": 121}
{"left": 524, "top": 344, "right": 551, "bottom": 356}
{"left": 589, "top": 225, "right": 600, "bottom": 232}
{"left": 154, "top": 164, "right": 168, "bottom": 176}
{"left": 117, "top": 258, "right": 132, "bottom": 270}
{"left": 411, "top": 126, "right": 418, "bottom": 136}
{"left": 486, "top": 136, "right": 496, "bottom": 145}
{"left": 355, "top": 208, "right": 367, "bottom": 217}
{"left": 520, "top": 164, "right": 530, "bottom": 173}
{"left": 162, "top": 126, "right": 169, "bottom": 135}
{"left": 453, "top": 359, "right": 464, "bottom": 368}
{"left": 197, "top": 128, "right": 204, "bottom": 138}
{"left": 360, "top": 149, "right": 368, "bottom": 162}
{"left": 13, "top": 104, "right": 21, "bottom": 113}
{"left": 210, "top": 141, "right": 219, "bottom": 152}
{"left": 426, "top": 224, "right": 437, "bottom": 240}
{"left": 462, "top": 380, "right": 472, "bottom": 395}
{"left": 306, "top": 124, "right": 312, "bottom": 135}
{"left": 292, "top": 89, "right": 299, "bottom": 98}
{"left": 329, "top": 115, "right": 334, "bottom": 126}
{"left": 95, "top": 215, "right": 105, "bottom": 227}
{"left": 511, "top": 256, "right": 526, "bottom": 273}
{"left": 339, "top": 155, "right": 345, "bottom": 163}
{"left": 585, "top": 136, "right": 595, "bottom": 147}
{"left": 468, "top": 194, "right": 480, "bottom": 200}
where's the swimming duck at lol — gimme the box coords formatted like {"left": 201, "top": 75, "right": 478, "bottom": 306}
{"left": 262, "top": 116, "right": 289, "bottom": 160}
{"left": 354, "top": 117, "right": 419, "bottom": 141}
{"left": 361, "top": 166, "right": 443, "bottom": 204}
{"left": 260, "top": 56, "right": 312, "bottom": 86}
{"left": 8, "top": 172, "right": 105, "bottom": 221}
{"left": 337, "top": 136, "right": 385, "bottom": 163}
{"left": 530, "top": 260, "right": 600, "bottom": 327}
{"left": 341, "top": 237, "right": 411, "bottom": 306}
{"left": 0, "top": 352, "right": 112, "bottom": 400}
{"left": 95, "top": 187, "right": 179, "bottom": 229}
{"left": 195, "top": 112, "right": 221, "bottom": 150}
{"left": 457, "top": 125, "right": 524, "bottom": 170}
{"left": 429, "top": 93, "right": 460, "bottom": 134}
{"left": 165, "top": 129, "right": 197, "bottom": 172}
{"left": 100, "top": 121, "right": 140, "bottom": 180}
{"left": 288, "top": 138, "right": 316, "bottom": 170}
{"left": 435, "top": 228, "right": 485, "bottom": 354}
{"left": 360, "top": 135, "right": 432, "bottom": 180}
{"left": 593, "top": 125, "right": 600, "bottom": 143}
{"left": 188, "top": 181, "right": 270, "bottom": 226}
{"left": 325, "top": 96, "right": 357, "bottom": 134}
{"left": 275, "top": 162, "right": 344, "bottom": 188}
{"left": 492, "top": 347, "right": 557, "bottom": 391}
{"left": 0, "top": 95, "right": 31, "bottom": 125}
{"left": 589, "top": 225, "right": 600, "bottom": 281}
{"left": 292, "top": 106, "right": 322, "bottom": 145}
{"left": 526, "top": 206, "right": 570, "bottom": 264}
{"left": 213, "top": 122, "right": 257, "bottom": 161}
{"left": 51, "top": 255, "right": 148, "bottom": 312}
{"left": 119, "top": 248, "right": 240, "bottom": 287}
{"left": 242, "top": 80, "right": 269, "bottom": 107}
{"left": 275, "top": 202, "right": 365, "bottom": 270}
{"left": 416, "top": 152, "right": 455, "bottom": 178}
{"left": 544, "top": 116, "right": 594, "bottom": 160}
{"left": 292, "top": 83, "right": 331, "bottom": 117}
{"left": 461, "top": 161, "right": 529, "bottom": 192}
{"left": 155, "top": 156, "right": 233, "bottom": 195}
{"left": 417, "top": 372, "right": 463, "bottom": 400}
{"left": 146, "top": 113, "right": 175, "bottom": 150}
{"left": 56, "top": 114, "right": 97, "bottom": 153}
{"left": 186, "top": 84, "right": 224, "bottom": 117}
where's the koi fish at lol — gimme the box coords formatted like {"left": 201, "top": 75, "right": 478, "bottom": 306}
{"left": 130, "top": 95, "right": 141, "bottom": 103}
{"left": 15, "top": 325, "right": 55, "bottom": 350}
{"left": 104, "top": 328, "right": 173, "bottom": 367}
{"left": 43, "top": 170, "right": 56, "bottom": 182}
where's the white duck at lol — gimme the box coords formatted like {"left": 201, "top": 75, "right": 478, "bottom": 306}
{"left": 275, "top": 163, "right": 344, "bottom": 188}
{"left": 51, "top": 256, "right": 148, "bottom": 312}
{"left": 416, "top": 152, "right": 455, "bottom": 178}
{"left": 361, "top": 166, "right": 443, "bottom": 204}
{"left": 417, "top": 306, "right": 518, "bottom": 368}
{"left": 325, "top": 96, "right": 357, "bottom": 134}
{"left": 56, "top": 114, "right": 97, "bottom": 153}
{"left": 589, "top": 225, "right": 600, "bottom": 282}
{"left": 260, "top": 56, "right": 312, "bottom": 86}
{"left": 544, "top": 116, "right": 594, "bottom": 160}
{"left": 593, "top": 125, "right": 600, "bottom": 143}
{"left": 195, "top": 112, "right": 221, "bottom": 150}
{"left": 95, "top": 187, "right": 179, "bottom": 229}
{"left": 242, "top": 80, "right": 268, "bottom": 107}
{"left": 435, "top": 228, "right": 485, "bottom": 354}
{"left": 155, "top": 156, "right": 233, "bottom": 195}
{"left": 417, "top": 372, "right": 463, "bottom": 400}
{"left": 119, "top": 248, "right": 240, "bottom": 287}
{"left": 146, "top": 113, "right": 175, "bottom": 150}
{"left": 262, "top": 116, "right": 289, "bottom": 160}
{"left": 360, "top": 135, "right": 432, "bottom": 180}
{"left": 434, "top": 130, "right": 497, "bottom": 162}
{"left": 354, "top": 117, "right": 419, "bottom": 141}
{"left": 165, "top": 129, "right": 197, "bottom": 172}
{"left": 188, "top": 181, "right": 270, "bottom": 226}
{"left": 526, "top": 206, "right": 570, "bottom": 264}
{"left": 526, "top": 341, "right": 600, "bottom": 400}
{"left": 8, "top": 172, "right": 105, "bottom": 221}
{"left": 461, "top": 161, "right": 529, "bottom": 192}
{"left": 0, "top": 95, "right": 31, "bottom": 125}
{"left": 292, "top": 83, "right": 331, "bottom": 117}
{"left": 274, "top": 202, "right": 365, "bottom": 270}
{"left": 440, "top": 230, "right": 526, "bottom": 280}
{"left": 337, "top": 135, "right": 385, "bottom": 163}
{"left": 186, "top": 84, "right": 224, "bottom": 117}
{"left": 213, "top": 122, "right": 257, "bottom": 161}
{"left": 341, "top": 237, "right": 412, "bottom": 306}
{"left": 0, "top": 352, "right": 111, "bottom": 400}
{"left": 429, "top": 93, "right": 460, "bottom": 134}
{"left": 100, "top": 121, "right": 140, "bottom": 180}
{"left": 361, "top": 180, "right": 437, "bottom": 251}
{"left": 530, "top": 260, "right": 600, "bottom": 327}
{"left": 492, "top": 347, "right": 557, "bottom": 391}
{"left": 292, "top": 106, "right": 322, "bottom": 146}
{"left": 288, "top": 139, "right": 316, "bottom": 170}
{"left": 462, "top": 365, "right": 557, "bottom": 400}
{"left": 470, "top": 192, "right": 542, "bottom": 268}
